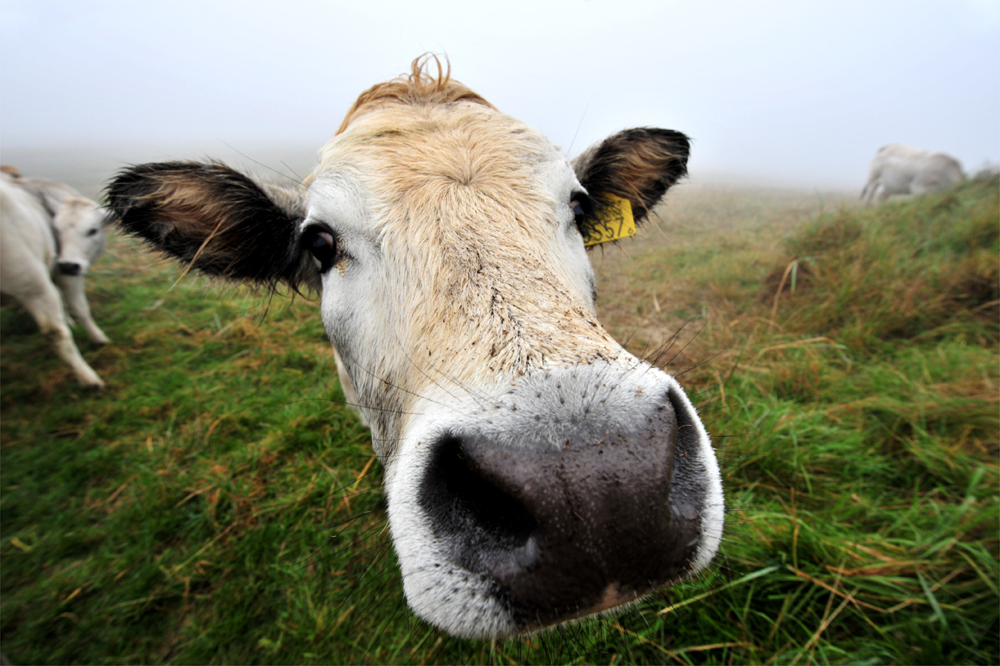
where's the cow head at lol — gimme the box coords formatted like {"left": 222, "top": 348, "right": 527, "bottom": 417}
{"left": 106, "top": 57, "right": 723, "bottom": 639}
{"left": 12, "top": 175, "right": 111, "bottom": 277}
{"left": 51, "top": 198, "right": 110, "bottom": 276}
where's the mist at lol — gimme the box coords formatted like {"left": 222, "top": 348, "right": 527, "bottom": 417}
{"left": 2, "top": 0, "right": 998, "bottom": 194}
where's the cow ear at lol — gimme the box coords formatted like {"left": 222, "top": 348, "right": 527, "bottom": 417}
{"left": 105, "top": 161, "right": 311, "bottom": 289}
{"left": 33, "top": 186, "right": 67, "bottom": 218}
{"left": 572, "top": 128, "right": 689, "bottom": 224}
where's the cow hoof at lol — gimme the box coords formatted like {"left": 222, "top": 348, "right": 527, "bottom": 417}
{"left": 81, "top": 378, "right": 105, "bottom": 391}
{"left": 91, "top": 336, "right": 110, "bottom": 346}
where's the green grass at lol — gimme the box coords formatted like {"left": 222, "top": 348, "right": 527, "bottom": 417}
{"left": 2, "top": 177, "right": 997, "bottom": 664}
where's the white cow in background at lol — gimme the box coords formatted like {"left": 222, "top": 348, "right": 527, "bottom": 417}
{"left": 861, "top": 144, "right": 963, "bottom": 205}
{"left": 1, "top": 171, "right": 111, "bottom": 388}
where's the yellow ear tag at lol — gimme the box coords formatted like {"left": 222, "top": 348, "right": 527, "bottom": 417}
{"left": 582, "top": 194, "right": 636, "bottom": 247}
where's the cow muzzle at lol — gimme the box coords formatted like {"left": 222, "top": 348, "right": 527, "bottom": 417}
{"left": 407, "top": 370, "right": 716, "bottom": 635}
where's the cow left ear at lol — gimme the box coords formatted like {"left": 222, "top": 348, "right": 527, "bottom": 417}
{"left": 572, "top": 128, "right": 690, "bottom": 225}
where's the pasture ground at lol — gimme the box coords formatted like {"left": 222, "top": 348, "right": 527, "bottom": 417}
{"left": 2, "top": 176, "right": 997, "bottom": 664}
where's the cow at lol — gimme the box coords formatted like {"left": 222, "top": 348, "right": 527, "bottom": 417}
{"left": 105, "top": 56, "right": 724, "bottom": 639}
{"left": 861, "top": 143, "right": 963, "bottom": 205}
{"left": 1, "top": 171, "right": 111, "bottom": 389}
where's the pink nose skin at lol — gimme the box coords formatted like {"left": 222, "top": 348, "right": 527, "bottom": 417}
{"left": 419, "top": 389, "right": 706, "bottom": 632}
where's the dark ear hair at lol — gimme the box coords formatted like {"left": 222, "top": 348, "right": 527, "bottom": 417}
{"left": 105, "top": 161, "right": 311, "bottom": 289}
{"left": 572, "top": 128, "right": 690, "bottom": 224}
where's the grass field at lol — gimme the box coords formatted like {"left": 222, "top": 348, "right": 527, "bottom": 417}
{"left": 2, "top": 175, "right": 997, "bottom": 664}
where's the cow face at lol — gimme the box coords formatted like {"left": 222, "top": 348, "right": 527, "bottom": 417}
{"left": 106, "top": 59, "right": 723, "bottom": 639}
{"left": 51, "top": 199, "right": 109, "bottom": 276}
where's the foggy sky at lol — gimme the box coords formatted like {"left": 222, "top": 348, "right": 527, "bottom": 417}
{"left": 1, "top": 0, "right": 998, "bottom": 190}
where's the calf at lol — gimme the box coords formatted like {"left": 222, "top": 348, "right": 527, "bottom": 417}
{"left": 106, "top": 57, "right": 724, "bottom": 638}
{"left": 1, "top": 172, "right": 110, "bottom": 388}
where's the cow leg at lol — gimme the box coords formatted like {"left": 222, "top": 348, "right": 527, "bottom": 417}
{"left": 19, "top": 282, "right": 104, "bottom": 389}
{"left": 860, "top": 181, "right": 873, "bottom": 206}
{"left": 54, "top": 274, "right": 110, "bottom": 345}
{"left": 861, "top": 179, "right": 882, "bottom": 207}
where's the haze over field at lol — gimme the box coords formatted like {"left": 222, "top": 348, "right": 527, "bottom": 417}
{"left": 1, "top": 0, "right": 998, "bottom": 195}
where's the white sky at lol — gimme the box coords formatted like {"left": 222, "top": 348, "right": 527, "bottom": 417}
{"left": 1, "top": 0, "right": 998, "bottom": 190}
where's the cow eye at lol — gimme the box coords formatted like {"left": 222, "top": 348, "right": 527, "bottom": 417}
{"left": 302, "top": 226, "right": 339, "bottom": 272}
{"left": 86, "top": 228, "right": 99, "bottom": 237}
{"left": 570, "top": 192, "right": 595, "bottom": 222}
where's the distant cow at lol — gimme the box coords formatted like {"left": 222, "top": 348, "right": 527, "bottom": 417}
{"left": 861, "top": 144, "right": 963, "bottom": 205}
{"left": 1, "top": 172, "right": 111, "bottom": 388}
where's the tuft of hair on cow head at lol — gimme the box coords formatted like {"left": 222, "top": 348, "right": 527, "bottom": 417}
{"left": 335, "top": 53, "right": 495, "bottom": 136}
{"left": 105, "top": 161, "right": 315, "bottom": 291}
{"left": 572, "top": 127, "right": 690, "bottom": 228}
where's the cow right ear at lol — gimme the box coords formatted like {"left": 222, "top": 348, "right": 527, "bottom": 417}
{"left": 105, "top": 161, "right": 312, "bottom": 289}
{"left": 572, "top": 128, "right": 690, "bottom": 225}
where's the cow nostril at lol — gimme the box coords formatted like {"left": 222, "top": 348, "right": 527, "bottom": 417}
{"left": 420, "top": 435, "right": 538, "bottom": 573}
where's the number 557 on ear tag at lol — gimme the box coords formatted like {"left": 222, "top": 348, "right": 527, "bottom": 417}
{"left": 582, "top": 194, "right": 636, "bottom": 247}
